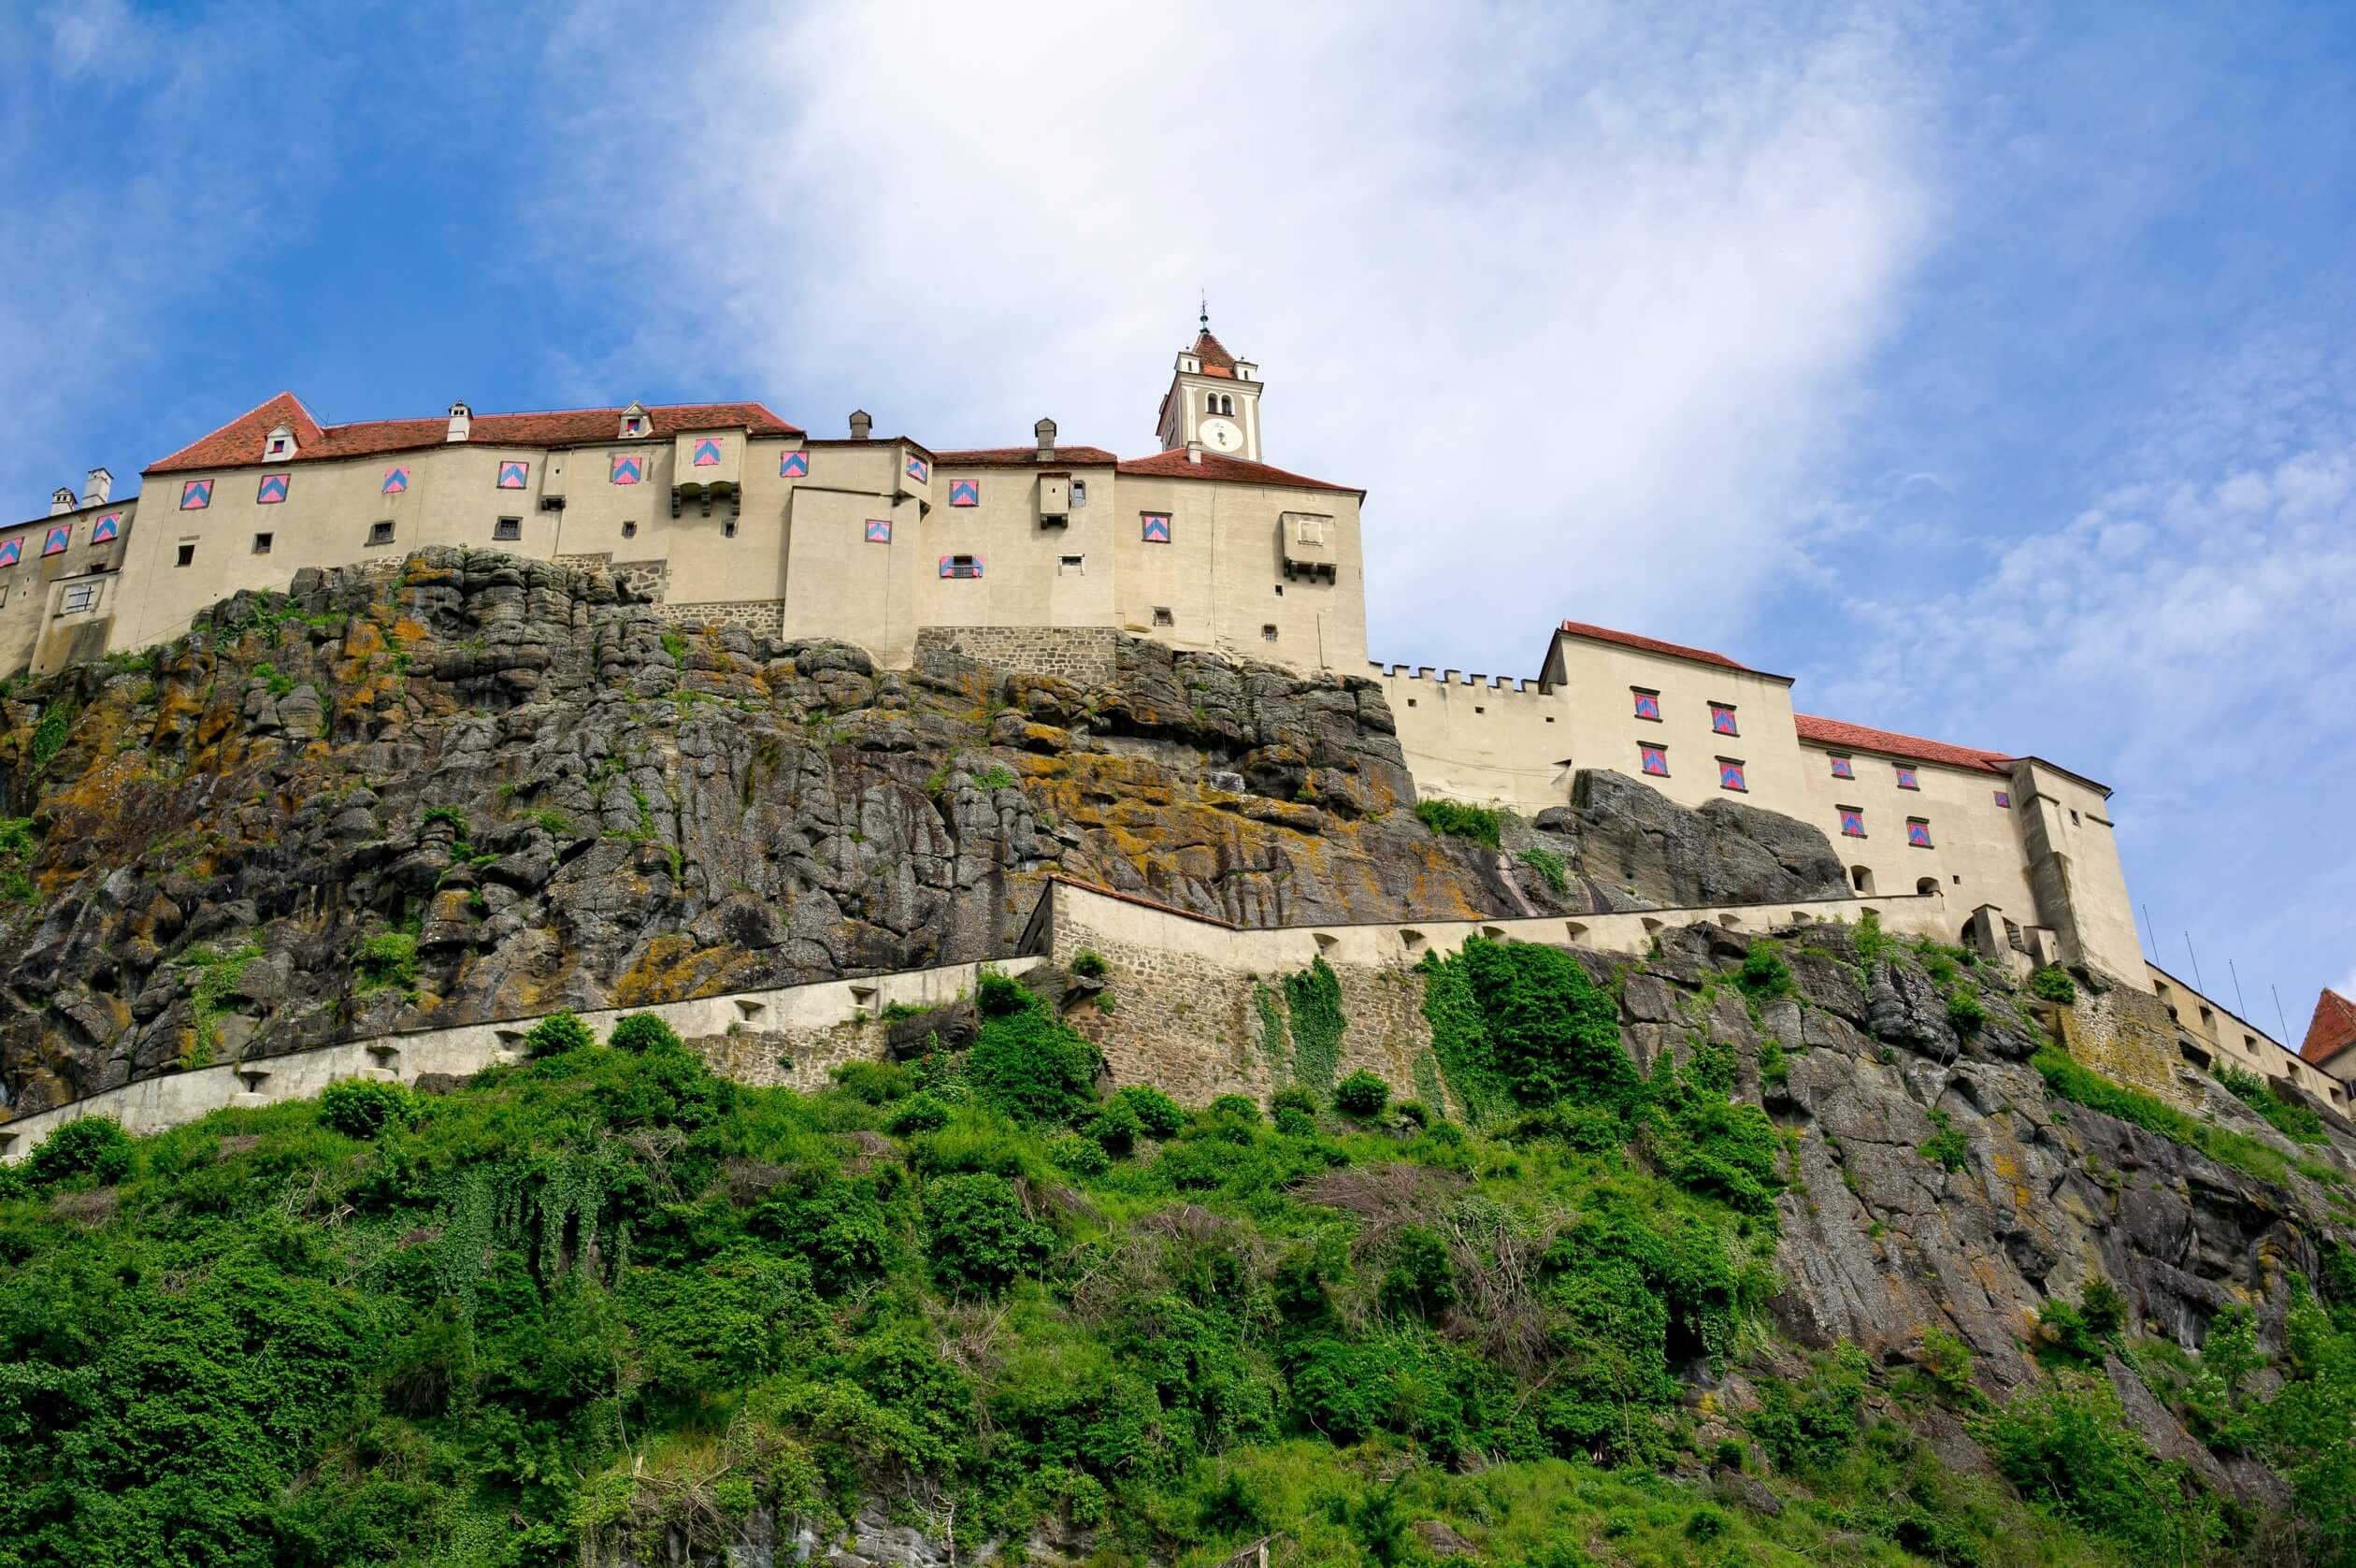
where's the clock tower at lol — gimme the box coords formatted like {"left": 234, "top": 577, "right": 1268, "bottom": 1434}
{"left": 1155, "top": 307, "right": 1263, "bottom": 461}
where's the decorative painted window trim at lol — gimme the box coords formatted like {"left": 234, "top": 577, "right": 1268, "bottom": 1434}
{"left": 1709, "top": 702, "right": 1739, "bottom": 736}
{"left": 40, "top": 525, "right": 69, "bottom": 557}
{"left": 1631, "top": 688, "right": 1661, "bottom": 722}
{"left": 781, "top": 450, "right": 810, "bottom": 479}
{"left": 1905, "top": 817, "right": 1932, "bottom": 848}
{"left": 611, "top": 453, "right": 645, "bottom": 486}
{"left": 90, "top": 513, "right": 122, "bottom": 544}
{"left": 1829, "top": 754, "right": 1855, "bottom": 779}
{"left": 1894, "top": 766, "right": 1920, "bottom": 790}
{"left": 948, "top": 479, "right": 981, "bottom": 507}
{"left": 496, "top": 460, "right": 530, "bottom": 489}
{"left": 865, "top": 519, "right": 891, "bottom": 543}
{"left": 1141, "top": 512, "right": 1172, "bottom": 543}
{"left": 1717, "top": 757, "right": 1746, "bottom": 792}
{"left": 180, "top": 479, "right": 213, "bottom": 510}
{"left": 0, "top": 539, "right": 22, "bottom": 568}
{"left": 1639, "top": 741, "right": 1670, "bottom": 777}
{"left": 380, "top": 468, "right": 409, "bottom": 496}
{"left": 1838, "top": 807, "right": 1866, "bottom": 838}
{"left": 256, "top": 473, "right": 290, "bottom": 505}
{"left": 691, "top": 438, "right": 724, "bottom": 467}
{"left": 906, "top": 455, "right": 931, "bottom": 484}
{"left": 939, "top": 554, "right": 983, "bottom": 579}
{"left": 1992, "top": 790, "right": 2012, "bottom": 808}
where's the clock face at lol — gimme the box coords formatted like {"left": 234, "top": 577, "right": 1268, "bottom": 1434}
{"left": 1200, "top": 416, "right": 1243, "bottom": 453}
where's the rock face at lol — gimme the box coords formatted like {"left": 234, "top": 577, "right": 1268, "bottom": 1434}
{"left": 0, "top": 550, "right": 1845, "bottom": 1114}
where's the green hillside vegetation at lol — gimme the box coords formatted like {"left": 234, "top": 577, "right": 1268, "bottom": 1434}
{"left": 2, "top": 961, "right": 2352, "bottom": 1568}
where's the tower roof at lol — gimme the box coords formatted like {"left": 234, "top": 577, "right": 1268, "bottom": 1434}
{"left": 2302, "top": 987, "right": 2356, "bottom": 1068}
{"left": 1189, "top": 329, "right": 1239, "bottom": 378}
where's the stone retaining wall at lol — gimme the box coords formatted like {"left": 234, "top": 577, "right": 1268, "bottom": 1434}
{"left": 917, "top": 626, "right": 1121, "bottom": 687}
{"left": 665, "top": 600, "right": 787, "bottom": 636}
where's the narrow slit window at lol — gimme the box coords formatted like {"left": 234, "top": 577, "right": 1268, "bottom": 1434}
{"left": 176, "top": 542, "right": 195, "bottom": 567}
{"left": 1059, "top": 554, "right": 1084, "bottom": 574}
{"left": 1639, "top": 741, "right": 1669, "bottom": 777}
{"left": 622, "top": 520, "right": 638, "bottom": 538}
{"left": 1262, "top": 624, "right": 1278, "bottom": 640}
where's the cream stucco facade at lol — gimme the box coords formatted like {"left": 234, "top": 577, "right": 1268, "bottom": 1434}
{"left": 8, "top": 323, "right": 2317, "bottom": 1108}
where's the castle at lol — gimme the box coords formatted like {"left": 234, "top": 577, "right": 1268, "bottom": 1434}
{"left": 2, "top": 322, "right": 2341, "bottom": 1112}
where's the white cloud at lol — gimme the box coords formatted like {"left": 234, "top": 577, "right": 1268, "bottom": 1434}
{"left": 529, "top": 0, "right": 1946, "bottom": 670}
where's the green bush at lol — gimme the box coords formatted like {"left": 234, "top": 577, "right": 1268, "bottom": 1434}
{"left": 2033, "top": 1046, "right": 2306, "bottom": 1187}
{"left": 924, "top": 1172, "right": 1054, "bottom": 1297}
{"left": 1049, "top": 1133, "right": 1110, "bottom": 1178}
{"left": 1435, "top": 936, "right": 1636, "bottom": 1115}
{"left": 965, "top": 975, "right": 1099, "bottom": 1128}
{"left": 2029, "top": 965, "right": 2077, "bottom": 1004}
{"left": 607, "top": 1013, "right": 684, "bottom": 1054}
{"left": 1736, "top": 943, "right": 1794, "bottom": 1004}
{"left": 1111, "top": 1085, "right": 1183, "bottom": 1140}
{"left": 317, "top": 1078, "right": 419, "bottom": 1141}
{"left": 1413, "top": 797, "right": 1502, "bottom": 848}
{"left": 1086, "top": 1099, "right": 1142, "bottom": 1157}
{"left": 523, "top": 1009, "right": 596, "bottom": 1058}
{"left": 1516, "top": 845, "right": 1569, "bottom": 894}
{"left": 26, "top": 1116, "right": 133, "bottom": 1187}
{"left": 352, "top": 929, "right": 418, "bottom": 992}
{"left": 887, "top": 1094, "right": 953, "bottom": 1135}
{"left": 1918, "top": 1109, "right": 1970, "bottom": 1172}
{"left": 1984, "top": 1374, "right": 2222, "bottom": 1556}
{"left": 1393, "top": 1099, "right": 1430, "bottom": 1129}
{"left": 1945, "top": 988, "right": 1986, "bottom": 1033}
{"left": 1207, "top": 1094, "right": 1259, "bottom": 1124}
{"left": 1270, "top": 1084, "right": 1317, "bottom": 1117}
{"left": 1069, "top": 948, "right": 1108, "bottom": 980}
{"left": 2213, "top": 1061, "right": 2328, "bottom": 1144}
{"left": 831, "top": 1059, "right": 912, "bottom": 1104}
{"left": 1748, "top": 1344, "right": 1868, "bottom": 1473}
{"left": 1273, "top": 1107, "right": 1317, "bottom": 1138}
{"left": 1332, "top": 1071, "right": 1389, "bottom": 1118}
{"left": 1379, "top": 1225, "right": 1456, "bottom": 1316}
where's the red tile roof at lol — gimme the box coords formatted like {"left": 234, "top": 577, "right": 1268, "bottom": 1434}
{"left": 148, "top": 394, "right": 801, "bottom": 474}
{"left": 2302, "top": 987, "right": 2356, "bottom": 1068}
{"left": 1191, "top": 329, "right": 1239, "bottom": 378}
{"left": 1793, "top": 713, "right": 2014, "bottom": 776}
{"left": 933, "top": 445, "right": 1118, "bottom": 468}
{"left": 1115, "top": 449, "right": 1358, "bottom": 494}
{"left": 1554, "top": 620, "right": 1782, "bottom": 678}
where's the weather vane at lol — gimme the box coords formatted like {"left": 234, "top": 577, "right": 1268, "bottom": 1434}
{"left": 1199, "top": 291, "right": 1209, "bottom": 334}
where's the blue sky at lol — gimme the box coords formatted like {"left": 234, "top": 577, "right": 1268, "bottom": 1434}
{"left": 4, "top": 0, "right": 2350, "bottom": 1038}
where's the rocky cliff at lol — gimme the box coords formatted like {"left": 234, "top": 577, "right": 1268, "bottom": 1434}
{"left": 0, "top": 550, "right": 1847, "bottom": 1115}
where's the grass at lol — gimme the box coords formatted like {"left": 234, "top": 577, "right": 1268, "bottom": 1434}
{"left": 2034, "top": 1047, "right": 2341, "bottom": 1188}
{"left": 1413, "top": 797, "right": 1501, "bottom": 848}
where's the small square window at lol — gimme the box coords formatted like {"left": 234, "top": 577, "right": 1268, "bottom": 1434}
{"left": 941, "top": 554, "right": 982, "bottom": 579}
{"left": 622, "top": 521, "right": 638, "bottom": 539}
{"left": 367, "top": 521, "right": 395, "bottom": 546}
{"left": 723, "top": 519, "right": 738, "bottom": 538}
{"left": 494, "top": 517, "right": 522, "bottom": 541}
{"left": 1273, "top": 584, "right": 1284, "bottom": 596}
{"left": 1070, "top": 480, "right": 1088, "bottom": 506}
{"left": 1631, "top": 688, "right": 1661, "bottom": 721}
{"left": 1709, "top": 702, "right": 1738, "bottom": 736}
{"left": 1717, "top": 758, "right": 1745, "bottom": 791}
{"left": 1906, "top": 817, "right": 1932, "bottom": 848}
{"left": 1152, "top": 606, "right": 1173, "bottom": 626}
{"left": 1142, "top": 512, "right": 1172, "bottom": 543}
{"left": 1993, "top": 789, "right": 2011, "bottom": 808}
{"left": 58, "top": 583, "right": 98, "bottom": 614}
{"left": 1059, "top": 554, "right": 1085, "bottom": 574}
{"left": 1895, "top": 766, "right": 1920, "bottom": 790}
{"left": 252, "top": 532, "right": 273, "bottom": 554}
{"left": 1639, "top": 741, "right": 1669, "bottom": 777}
{"left": 1830, "top": 754, "right": 1854, "bottom": 779}
{"left": 1838, "top": 807, "right": 1866, "bottom": 838}
{"left": 1262, "top": 624, "right": 1278, "bottom": 641}
{"left": 176, "top": 542, "right": 195, "bottom": 567}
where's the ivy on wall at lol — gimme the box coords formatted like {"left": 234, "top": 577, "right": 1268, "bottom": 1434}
{"left": 1281, "top": 957, "right": 1347, "bottom": 1097}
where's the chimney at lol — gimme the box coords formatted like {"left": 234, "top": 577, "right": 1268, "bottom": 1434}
{"left": 849, "top": 410, "right": 872, "bottom": 441}
{"left": 84, "top": 468, "right": 112, "bottom": 505}
{"left": 49, "top": 486, "right": 77, "bottom": 516}
{"left": 1185, "top": 439, "right": 1204, "bottom": 465}
{"left": 1033, "top": 417, "right": 1056, "bottom": 462}
{"left": 446, "top": 401, "right": 472, "bottom": 443}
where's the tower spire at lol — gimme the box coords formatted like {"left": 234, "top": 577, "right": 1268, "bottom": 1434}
{"left": 1199, "top": 291, "right": 1209, "bottom": 335}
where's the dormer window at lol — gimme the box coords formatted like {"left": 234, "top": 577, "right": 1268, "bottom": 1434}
{"left": 619, "top": 401, "right": 651, "bottom": 439}
{"left": 264, "top": 424, "right": 295, "bottom": 460}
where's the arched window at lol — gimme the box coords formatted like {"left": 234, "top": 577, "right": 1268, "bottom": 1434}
{"left": 1851, "top": 866, "right": 1875, "bottom": 894}
{"left": 1918, "top": 877, "right": 1941, "bottom": 897}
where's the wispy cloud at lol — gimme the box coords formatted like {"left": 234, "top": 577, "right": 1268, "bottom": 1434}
{"left": 527, "top": 1, "right": 1947, "bottom": 669}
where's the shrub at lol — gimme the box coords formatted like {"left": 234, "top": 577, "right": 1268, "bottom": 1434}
{"left": 1393, "top": 1099, "right": 1430, "bottom": 1129}
{"left": 1333, "top": 1071, "right": 1389, "bottom": 1119}
{"left": 887, "top": 1094, "right": 953, "bottom": 1135}
{"left": 1413, "top": 797, "right": 1501, "bottom": 848}
{"left": 352, "top": 930, "right": 418, "bottom": 992}
{"left": 607, "top": 1013, "right": 684, "bottom": 1055}
{"left": 1270, "top": 1084, "right": 1318, "bottom": 1117}
{"left": 2213, "top": 1062, "right": 2328, "bottom": 1144}
{"left": 1378, "top": 1224, "right": 1457, "bottom": 1316}
{"left": 1918, "top": 1109, "right": 1970, "bottom": 1172}
{"left": 2030, "top": 965, "right": 2077, "bottom": 1005}
{"left": 1049, "top": 1134, "right": 1110, "bottom": 1178}
{"left": 1207, "top": 1094, "right": 1259, "bottom": 1124}
{"left": 26, "top": 1116, "right": 133, "bottom": 1187}
{"left": 523, "top": 1009, "right": 596, "bottom": 1058}
{"left": 1446, "top": 937, "right": 1636, "bottom": 1115}
{"left": 1748, "top": 1344, "right": 1868, "bottom": 1474}
{"left": 1069, "top": 948, "right": 1109, "bottom": 980}
{"left": 1086, "top": 1099, "right": 1142, "bottom": 1157}
{"left": 1984, "top": 1374, "right": 2222, "bottom": 1556}
{"left": 924, "top": 1172, "right": 1054, "bottom": 1296}
{"left": 1736, "top": 943, "right": 1794, "bottom": 1004}
{"left": 1516, "top": 845, "right": 1569, "bottom": 894}
{"left": 831, "top": 1059, "right": 912, "bottom": 1104}
{"left": 1945, "top": 989, "right": 1986, "bottom": 1034}
{"left": 317, "top": 1078, "right": 419, "bottom": 1141}
{"left": 966, "top": 976, "right": 1100, "bottom": 1128}
{"left": 1273, "top": 1108, "right": 1317, "bottom": 1138}
{"left": 1111, "top": 1085, "right": 1183, "bottom": 1139}
{"left": 2038, "top": 1277, "right": 2125, "bottom": 1366}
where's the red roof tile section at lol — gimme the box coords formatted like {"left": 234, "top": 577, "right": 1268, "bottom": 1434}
{"left": 1190, "top": 329, "right": 1238, "bottom": 378}
{"left": 1793, "top": 713, "right": 2013, "bottom": 776}
{"left": 149, "top": 395, "right": 802, "bottom": 474}
{"left": 2302, "top": 987, "right": 2356, "bottom": 1067}
{"left": 1115, "top": 449, "right": 1358, "bottom": 493}
{"left": 932, "top": 445, "right": 1119, "bottom": 467}
{"left": 1555, "top": 620, "right": 1767, "bottom": 676}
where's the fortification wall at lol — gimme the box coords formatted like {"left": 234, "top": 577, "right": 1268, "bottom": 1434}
{"left": 917, "top": 626, "right": 1122, "bottom": 686}
{"left": 1370, "top": 664, "right": 1571, "bottom": 813}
